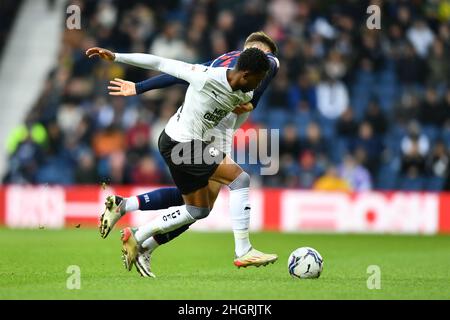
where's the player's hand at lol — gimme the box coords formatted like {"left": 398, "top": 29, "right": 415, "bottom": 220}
{"left": 108, "top": 78, "right": 137, "bottom": 96}
{"left": 232, "top": 102, "right": 254, "bottom": 115}
{"left": 85, "top": 47, "right": 115, "bottom": 61}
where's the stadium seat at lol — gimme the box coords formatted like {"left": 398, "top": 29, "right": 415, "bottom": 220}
{"left": 425, "top": 176, "right": 445, "bottom": 191}
{"left": 266, "top": 109, "right": 289, "bottom": 129}
{"left": 398, "top": 177, "right": 425, "bottom": 191}
{"left": 294, "top": 112, "right": 313, "bottom": 138}
{"left": 422, "top": 125, "right": 440, "bottom": 144}
{"left": 441, "top": 130, "right": 450, "bottom": 149}
{"left": 376, "top": 163, "right": 399, "bottom": 190}
{"left": 36, "top": 157, "right": 75, "bottom": 185}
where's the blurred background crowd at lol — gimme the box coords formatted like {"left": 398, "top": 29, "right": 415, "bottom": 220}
{"left": 2, "top": 0, "right": 450, "bottom": 191}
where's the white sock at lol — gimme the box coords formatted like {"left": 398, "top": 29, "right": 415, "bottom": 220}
{"left": 125, "top": 196, "right": 139, "bottom": 212}
{"left": 134, "top": 205, "right": 195, "bottom": 244}
{"left": 229, "top": 188, "right": 252, "bottom": 257}
{"left": 141, "top": 237, "right": 160, "bottom": 253}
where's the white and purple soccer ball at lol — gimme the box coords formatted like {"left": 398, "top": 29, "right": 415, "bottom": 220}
{"left": 288, "top": 247, "right": 324, "bottom": 279}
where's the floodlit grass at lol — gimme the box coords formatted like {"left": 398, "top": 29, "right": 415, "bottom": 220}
{"left": 1, "top": 228, "right": 449, "bottom": 299}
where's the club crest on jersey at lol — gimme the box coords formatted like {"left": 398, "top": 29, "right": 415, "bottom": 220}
{"left": 209, "top": 147, "right": 219, "bottom": 157}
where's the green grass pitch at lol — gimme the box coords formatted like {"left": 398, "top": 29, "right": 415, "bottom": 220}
{"left": 1, "top": 228, "right": 449, "bottom": 299}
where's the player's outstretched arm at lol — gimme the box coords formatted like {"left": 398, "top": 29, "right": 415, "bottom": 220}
{"left": 134, "top": 60, "right": 213, "bottom": 94}
{"left": 107, "top": 75, "right": 193, "bottom": 96}
{"left": 86, "top": 47, "right": 207, "bottom": 88}
{"left": 135, "top": 74, "right": 188, "bottom": 94}
{"left": 108, "top": 78, "right": 137, "bottom": 96}
{"left": 86, "top": 47, "right": 115, "bottom": 61}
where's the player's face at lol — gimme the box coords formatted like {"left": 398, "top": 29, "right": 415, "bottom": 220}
{"left": 239, "top": 70, "right": 267, "bottom": 92}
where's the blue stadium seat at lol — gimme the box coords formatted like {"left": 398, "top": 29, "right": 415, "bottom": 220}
{"left": 376, "top": 164, "right": 399, "bottom": 190}
{"left": 316, "top": 115, "right": 336, "bottom": 140}
{"left": 422, "top": 125, "right": 440, "bottom": 143}
{"left": 398, "top": 177, "right": 425, "bottom": 191}
{"left": 266, "top": 109, "right": 289, "bottom": 129}
{"left": 354, "top": 70, "right": 375, "bottom": 86}
{"left": 331, "top": 137, "right": 350, "bottom": 162}
{"left": 441, "top": 130, "right": 450, "bottom": 149}
{"left": 36, "top": 157, "right": 75, "bottom": 185}
{"left": 350, "top": 85, "right": 371, "bottom": 120}
{"left": 293, "top": 112, "right": 313, "bottom": 138}
{"left": 425, "top": 176, "right": 445, "bottom": 191}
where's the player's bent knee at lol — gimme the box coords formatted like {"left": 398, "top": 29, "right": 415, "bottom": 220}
{"left": 186, "top": 205, "right": 210, "bottom": 219}
{"left": 228, "top": 171, "right": 250, "bottom": 190}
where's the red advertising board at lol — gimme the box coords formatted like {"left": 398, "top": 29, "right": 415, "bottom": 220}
{"left": 0, "top": 185, "right": 449, "bottom": 234}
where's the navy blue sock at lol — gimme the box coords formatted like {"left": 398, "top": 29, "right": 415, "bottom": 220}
{"left": 136, "top": 187, "right": 184, "bottom": 211}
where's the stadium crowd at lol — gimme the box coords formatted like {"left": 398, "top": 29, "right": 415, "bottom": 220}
{"left": 3, "top": 0, "right": 450, "bottom": 191}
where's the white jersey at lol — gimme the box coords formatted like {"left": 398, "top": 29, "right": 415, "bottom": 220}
{"left": 114, "top": 53, "right": 253, "bottom": 144}
{"left": 164, "top": 66, "right": 252, "bottom": 142}
{"left": 213, "top": 112, "right": 250, "bottom": 155}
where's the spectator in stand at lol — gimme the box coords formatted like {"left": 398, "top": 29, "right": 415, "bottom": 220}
{"left": 419, "top": 87, "right": 446, "bottom": 128}
{"left": 400, "top": 139, "right": 426, "bottom": 180}
{"left": 131, "top": 155, "right": 163, "bottom": 185}
{"left": 126, "top": 117, "right": 151, "bottom": 162}
{"left": 75, "top": 150, "right": 99, "bottom": 184}
{"left": 363, "top": 100, "right": 388, "bottom": 136}
{"left": 106, "top": 151, "right": 131, "bottom": 185}
{"left": 266, "top": 66, "right": 290, "bottom": 110}
{"left": 401, "top": 121, "right": 430, "bottom": 157}
{"left": 406, "top": 19, "right": 435, "bottom": 58}
{"left": 186, "top": 8, "right": 211, "bottom": 61}
{"left": 395, "top": 42, "right": 427, "bottom": 90}
{"left": 336, "top": 108, "right": 358, "bottom": 138}
{"left": 280, "top": 37, "right": 303, "bottom": 82}
{"left": 323, "top": 50, "right": 347, "bottom": 82}
{"left": 313, "top": 165, "right": 351, "bottom": 192}
{"left": 288, "top": 73, "right": 317, "bottom": 112}
{"left": 301, "top": 122, "right": 329, "bottom": 167}
{"left": 394, "top": 92, "right": 421, "bottom": 126}
{"left": 349, "top": 122, "right": 384, "bottom": 175}
{"left": 426, "top": 39, "right": 449, "bottom": 89}
{"left": 149, "top": 21, "right": 191, "bottom": 61}
{"left": 3, "top": 137, "right": 45, "bottom": 184}
{"left": 298, "top": 151, "right": 321, "bottom": 189}
{"left": 338, "top": 154, "right": 372, "bottom": 191}
{"left": 426, "top": 141, "right": 449, "bottom": 179}
{"left": 316, "top": 73, "right": 349, "bottom": 120}
{"left": 357, "top": 31, "right": 385, "bottom": 72}
{"left": 443, "top": 89, "right": 450, "bottom": 128}
{"left": 92, "top": 125, "right": 126, "bottom": 158}
{"left": 279, "top": 123, "right": 301, "bottom": 160}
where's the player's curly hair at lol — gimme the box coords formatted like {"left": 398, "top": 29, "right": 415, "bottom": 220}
{"left": 244, "top": 31, "right": 278, "bottom": 56}
{"left": 236, "top": 47, "right": 270, "bottom": 74}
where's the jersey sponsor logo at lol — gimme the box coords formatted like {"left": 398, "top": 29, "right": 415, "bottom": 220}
{"left": 162, "top": 209, "right": 181, "bottom": 222}
{"left": 203, "top": 108, "right": 228, "bottom": 126}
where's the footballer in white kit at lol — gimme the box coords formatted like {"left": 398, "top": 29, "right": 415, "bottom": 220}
{"left": 87, "top": 39, "right": 278, "bottom": 277}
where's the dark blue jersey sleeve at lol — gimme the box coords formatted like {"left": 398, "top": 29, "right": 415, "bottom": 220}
{"left": 135, "top": 60, "right": 214, "bottom": 94}
{"left": 250, "top": 56, "right": 279, "bottom": 108}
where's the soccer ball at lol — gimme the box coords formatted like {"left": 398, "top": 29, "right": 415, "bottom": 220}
{"left": 288, "top": 247, "right": 323, "bottom": 279}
